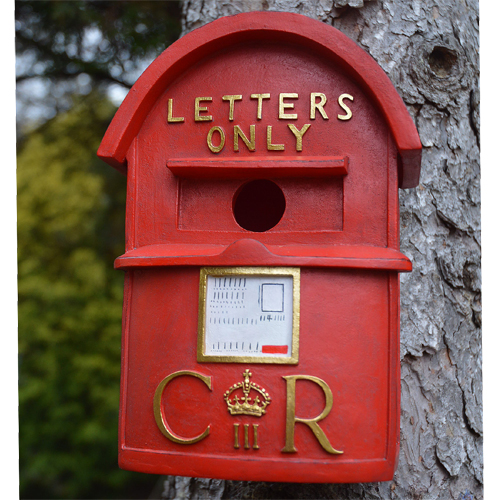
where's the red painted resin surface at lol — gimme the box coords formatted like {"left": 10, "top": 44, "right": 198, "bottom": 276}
{"left": 98, "top": 12, "right": 421, "bottom": 483}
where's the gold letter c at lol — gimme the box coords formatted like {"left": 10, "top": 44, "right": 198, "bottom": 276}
{"left": 153, "top": 370, "right": 212, "bottom": 444}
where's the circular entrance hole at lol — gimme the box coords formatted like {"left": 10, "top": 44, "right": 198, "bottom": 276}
{"left": 233, "top": 179, "right": 286, "bottom": 232}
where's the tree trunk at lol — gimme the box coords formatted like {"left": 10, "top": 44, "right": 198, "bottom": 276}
{"left": 161, "top": 1, "right": 482, "bottom": 498}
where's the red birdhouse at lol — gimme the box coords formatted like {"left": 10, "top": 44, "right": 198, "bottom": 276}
{"left": 98, "top": 11, "right": 421, "bottom": 483}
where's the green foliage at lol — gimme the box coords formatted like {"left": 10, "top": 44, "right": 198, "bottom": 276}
{"left": 16, "top": 0, "right": 182, "bottom": 87}
{"left": 18, "top": 93, "right": 155, "bottom": 499}
{"left": 16, "top": 2, "right": 182, "bottom": 496}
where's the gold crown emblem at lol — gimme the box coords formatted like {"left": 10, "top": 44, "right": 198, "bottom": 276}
{"left": 224, "top": 370, "right": 271, "bottom": 417}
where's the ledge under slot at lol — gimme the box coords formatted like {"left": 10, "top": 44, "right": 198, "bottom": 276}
{"left": 114, "top": 242, "right": 411, "bottom": 272}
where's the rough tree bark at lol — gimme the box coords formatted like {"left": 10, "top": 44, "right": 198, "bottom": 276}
{"left": 159, "top": 1, "right": 481, "bottom": 498}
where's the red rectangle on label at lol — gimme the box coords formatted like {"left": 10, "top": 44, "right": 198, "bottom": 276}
{"left": 262, "top": 345, "right": 288, "bottom": 354}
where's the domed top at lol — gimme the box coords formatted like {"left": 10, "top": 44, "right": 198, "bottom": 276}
{"left": 98, "top": 11, "right": 421, "bottom": 188}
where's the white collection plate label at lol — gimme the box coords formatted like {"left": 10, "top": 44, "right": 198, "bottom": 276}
{"left": 198, "top": 267, "right": 300, "bottom": 364}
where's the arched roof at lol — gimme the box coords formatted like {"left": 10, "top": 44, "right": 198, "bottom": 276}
{"left": 98, "top": 11, "right": 421, "bottom": 188}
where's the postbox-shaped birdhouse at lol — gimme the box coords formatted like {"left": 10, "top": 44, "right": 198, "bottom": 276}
{"left": 98, "top": 12, "right": 421, "bottom": 483}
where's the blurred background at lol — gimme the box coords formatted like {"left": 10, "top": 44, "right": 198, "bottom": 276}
{"left": 16, "top": 2, "right": 182, "bottom": 498}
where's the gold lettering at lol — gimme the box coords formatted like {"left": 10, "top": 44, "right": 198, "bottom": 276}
{"left": 288, "top": 124, "right": 311, "bottom": 152}
{"left": 244, "top": 424, "right": 250, "bottom": 449}
{"left": 153, "top": 370, "right": 212, "bottom": 445}
{"left": 279, "top": 93, "right": 299, "bottom": 120}
{"left": 338, "top": 94, "right": 354, "bottom": 121}
{"left": 167, "top": 98, "right": 185, "bottom": 123}
{"left": 253, "top": 424, "right": 260, "bottom": 450}
{"left": 234, "top": 424, "right": 240, "bottom": 449}
{"left": 267, "top": 126, "right": 285, "bottom": 151}
{"left": 207, "top": 126, "right": 225, "bottom": 153}
{"left": 233, "top": 423, "right": 260, "bottom": 450}
{"left": 250, "top": 93, "right": 271, "bottom": 120}
{"left": 195, "top": 97, "right": 213, "bottom": 122}
{"left": 222, "top": 95, "right": 243, "bottom": 121}
{"left": 310, "top": 93, "right": 328, "bottom": 120}
{"left": 234, "top": 125, "right": 256, "bottom": 152}
{"left": 282, "top": 375, "right": 343, "bottom": 455}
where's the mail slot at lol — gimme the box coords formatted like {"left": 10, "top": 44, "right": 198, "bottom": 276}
{"left": 98, "top": 12, "right": 421, "bottom": 483}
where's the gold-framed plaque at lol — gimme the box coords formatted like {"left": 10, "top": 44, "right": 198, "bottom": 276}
{"left": 197, "top": 267, "right": 300, "bottom": 364}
